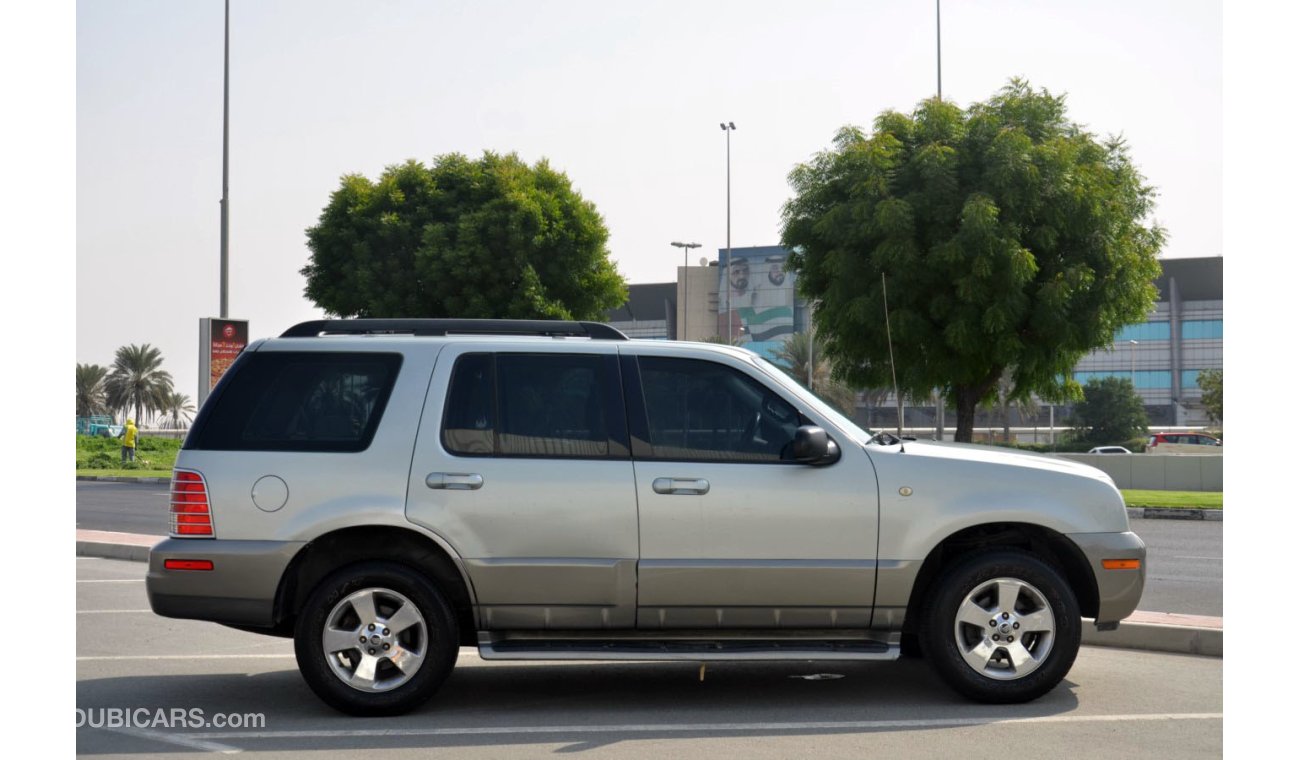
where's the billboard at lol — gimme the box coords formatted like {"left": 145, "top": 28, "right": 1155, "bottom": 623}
{"left": 717, "top": 246, "right": 796, "bottom": 360}
{"left": 199, "top": 318, "right": 249, "bottom": 403}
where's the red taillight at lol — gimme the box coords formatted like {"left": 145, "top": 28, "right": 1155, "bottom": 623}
{"left": 164, "top": 559, "right": 214, "bottom": 571}
{"left": 170, "top": 470, "right": 213, "bottom": 537}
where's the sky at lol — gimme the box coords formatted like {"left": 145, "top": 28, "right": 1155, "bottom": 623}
{"left": 76, "top": 0, "right": 1223, "bottom": 404}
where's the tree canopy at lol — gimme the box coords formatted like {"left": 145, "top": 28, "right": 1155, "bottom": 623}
{"left": 77, "top": 363, "right": 110, "bottom": 417}
{"left": 302, "top": 152, "right": 627, "bottom": 321}
{"left": 1197, "top": 369, "right": 1222, "bottom": 426}
{"left": 1070, "top": 376, "right": 1148, "bottom": 444}
{"left": 105, "top": 344, "right": 174, "bottom": 424}
{"left": 781, "top": 80, "right": 1164, "bottom": 441}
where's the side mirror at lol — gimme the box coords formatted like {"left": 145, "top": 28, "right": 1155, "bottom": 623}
{"left": 791, "top": 425, "right": 840, "bottom": 465}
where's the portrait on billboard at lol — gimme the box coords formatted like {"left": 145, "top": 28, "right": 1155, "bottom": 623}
{"left": 717, "top": 247, "right": 796, "bottom": 360}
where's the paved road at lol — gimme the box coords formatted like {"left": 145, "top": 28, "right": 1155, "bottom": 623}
{"left": 76, "top": 558, "right": 1221, "bottom": 758}
{"left": 76, "top": 481, "right": 170, "bottom": 535}
{"left": 75, "top": 481, "right": 1222, "bottom": 616}
{"left": 1129, "top": 517, "right": 1222, "bottom": 616}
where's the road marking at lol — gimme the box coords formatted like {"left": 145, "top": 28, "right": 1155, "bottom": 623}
{"left": 78, "top": 654, "right": 295, "bottom": 661}
{"left": 77, "top": 609, "right": 155, "bottom": 614}
{"left": 180, "top": 712, "right": 1223, "bottom": 742}
{"left": 1170, "top": 556, "right": 1222, "bottom": 560}
{"left": 77, "top": 648, "right": 482, "bottom": 661}
{"left": 76, "top": 579, "right": 144, "bottom": 584}
{"left": 107, "top": 726, "right": 240, "bottom": 754}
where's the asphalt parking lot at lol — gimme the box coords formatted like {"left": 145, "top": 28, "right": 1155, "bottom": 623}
{"left": 76, "top": 557, "right": 1222, "bottom": 758}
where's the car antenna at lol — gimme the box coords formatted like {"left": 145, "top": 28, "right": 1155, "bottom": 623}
{"left": 882, "top": 272, "right": 905, "bottom": 452}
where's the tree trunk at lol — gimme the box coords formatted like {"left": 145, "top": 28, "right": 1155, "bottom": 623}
{"left": 953, "top": 371, "right": 1003, "bottom": 443}
{"left": 954, "top": 388, "right": 979, "bottom": 443}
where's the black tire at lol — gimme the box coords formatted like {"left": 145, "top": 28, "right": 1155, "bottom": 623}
{"left": 919, "top": 549, "right": 1080, "bottom": 704}
{"left": 294, "top": 561, "right": 459, "bottom": 716}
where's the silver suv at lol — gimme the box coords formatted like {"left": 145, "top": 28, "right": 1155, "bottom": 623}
{"left": 147, "top": 319, "right": 1145, "bottom": 715}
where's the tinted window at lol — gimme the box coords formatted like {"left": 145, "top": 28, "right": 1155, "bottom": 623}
{"left": 442, "top": 353, "right": 621, "bottom": 458}
{"left": 638, "top": 356, "right": 800, "bottom": 462}
{"left": 192, "top": 352, "right": 401, "bottom": 452}
{"left": 442, "top": 353, "right": 496, "bottom": 455}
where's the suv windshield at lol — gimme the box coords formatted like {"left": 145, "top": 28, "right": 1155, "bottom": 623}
{"left": 749, "top": 354, "right": 872, "bottom": 444}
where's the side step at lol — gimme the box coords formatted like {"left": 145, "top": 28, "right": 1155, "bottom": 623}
{"left": 477, "top": 632, "right": 900, "bottom": 662}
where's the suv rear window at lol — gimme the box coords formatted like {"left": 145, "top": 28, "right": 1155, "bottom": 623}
{"left": 190, "top": 352, "right": 402, "bottom": 452}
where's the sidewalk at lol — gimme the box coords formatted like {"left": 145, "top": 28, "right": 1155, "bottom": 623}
{"left": 77, "top": 529, "right": 1223, "bottom": 659}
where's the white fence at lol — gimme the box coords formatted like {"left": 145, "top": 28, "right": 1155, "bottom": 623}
{"left": 1054, "top": 454, "right": 1222, "bottom": 492}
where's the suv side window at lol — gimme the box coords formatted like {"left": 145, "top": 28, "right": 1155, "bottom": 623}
{"left": 442, "top": 352, "right": 627, "bottom": 459}
{"left": 190, "top": 352, "right": 402, "bottom": 452}
{"left": 636, "top": 356, "right": 801, "bottom": 463}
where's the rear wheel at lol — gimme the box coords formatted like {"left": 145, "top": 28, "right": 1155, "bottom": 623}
{"left": 920, "top": 550, "right": 1080, "bottom": 703}
{"left": 294, "top": 561, "right": 458, "bottom": 716}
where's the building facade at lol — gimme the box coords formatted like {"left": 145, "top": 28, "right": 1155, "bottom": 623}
{"left": 607, "top": 250, "right": 1222, "bottom": 429}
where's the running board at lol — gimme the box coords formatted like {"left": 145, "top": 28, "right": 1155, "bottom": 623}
{"left": 477, "top": 632, "right": 901, "bottom": 662}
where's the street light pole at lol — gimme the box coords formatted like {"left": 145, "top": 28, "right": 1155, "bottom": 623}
{"left": 1129, "top": 339, "right": 1138, "bottom": 387}
{"left": 219, "top": 0, "right": 230, "bottom": 319}
{"left": 720, "top": 122, "right": 736, "bottom": 344}
{"left": 936, "top": 0, "right": 942, "bottom": 100}
{"left": 671, "top": 241, "right": 701, "bottom": 340}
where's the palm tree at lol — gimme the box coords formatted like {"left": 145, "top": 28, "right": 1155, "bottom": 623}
{"left": 771, "top": 332, "right": 858, "bottom": 417}
{"left": 76, "top": 363, "right": 110, "bottom": 417}
{"left": 158, "top": 391, "right": 197, "bottom": 430}
{"left": 105, "top": 344, "right": 174, "bottom": 424}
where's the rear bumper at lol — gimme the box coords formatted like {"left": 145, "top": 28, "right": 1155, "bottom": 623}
{"left": 146, "top": 538, "right": 305, "bottom": 628}
{"left": 1066, "top": 531, "right": 1147, "bottom": 626}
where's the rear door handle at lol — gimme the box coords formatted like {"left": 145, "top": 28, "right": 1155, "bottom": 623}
{"left": 652, "top": 477, "right": 710, "bottom": 495}
{"left": 426, "top": 472, "right": 484, "bottom": 490}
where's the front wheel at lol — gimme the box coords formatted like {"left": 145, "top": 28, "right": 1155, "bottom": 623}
{"left": 294, "top": 561, "right": 459, "bottom": 716}
{"left": 920, "top": 550, "right": 1081, "bottom": 703}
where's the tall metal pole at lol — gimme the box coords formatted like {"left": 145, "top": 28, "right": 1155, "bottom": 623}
{"left": 721, "top": 122, "right": 735, "bottom": 343}
{"left": 936, "top": 0, "right": 942, "bottom": 100}
{"left": 219, "top": 0, "right": 230, "bottom": 318}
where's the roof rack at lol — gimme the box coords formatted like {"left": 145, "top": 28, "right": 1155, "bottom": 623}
{"left": 280, "top": 319, "right": 629, "bottom": 341}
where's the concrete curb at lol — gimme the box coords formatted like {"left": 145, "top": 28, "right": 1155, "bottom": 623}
{"left": 77, "top": 531, "right": 1222, "bottom": 659}
{"left": 76, "top": 530, "right": 157, "bottom": 562}
{"left": 1083, "top": 611, "right": 1223, "bottom": 657}
{"left": 1127, "top": 507, "right": 1222, "bottom": 521}
{"left": 77, "top": 475, "right": 171, "bottom": 484}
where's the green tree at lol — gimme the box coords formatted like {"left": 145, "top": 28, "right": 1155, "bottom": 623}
{"left": 1069, "top": 376, "right": 1148, "bottom": 444}
{"left": 1197, "top": 369, "right": 1222, "bottom": 425}
{"left": 157, "top": 391, "right": 197, "bottom": 430}
{"left": 76, "top": 363, "right": 110, "bottom": 417}
{"left": 770, "top": 331, "right": 859, "bottom": 417}
{"left": 780, "top": 80, "right": 1164, "bottom": 442}
{"left": 105, "top": 344, "right": 174, "bottom": 425}
{"left": 302, "top": 152, "right": 627, "bottom": 320}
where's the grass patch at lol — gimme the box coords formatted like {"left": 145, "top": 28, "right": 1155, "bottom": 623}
{"left": 1120, "top": 489, "right": 1222, "bottom": 509}
{"left": 76, "top": 434, "right": 180, "bottom": 478}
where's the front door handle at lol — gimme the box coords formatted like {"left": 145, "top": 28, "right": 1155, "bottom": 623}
{"left": 426, "top": 472, "right": 484, "bottom": 490}
{"left": 652, "top": 477, "right": 710, "bottom": 495}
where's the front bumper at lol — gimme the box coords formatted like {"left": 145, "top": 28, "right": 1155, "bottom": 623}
{"left": 1066, "top": 531, "right": 1147, "bottom": 626}
{"left": 147, "top": 538, "right": 305, "bottom": 628}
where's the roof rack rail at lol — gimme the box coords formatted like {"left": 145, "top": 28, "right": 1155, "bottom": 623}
{"left": 280, "top": 319, "right": 629, "bottom": 341}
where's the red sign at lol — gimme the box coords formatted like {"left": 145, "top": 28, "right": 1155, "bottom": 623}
{"left": 207, "top": 319, "right": 248, "bottom": 390}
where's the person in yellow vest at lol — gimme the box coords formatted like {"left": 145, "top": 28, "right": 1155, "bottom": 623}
{"left": 120, "top": 419, "right": 139, "bottom": 463}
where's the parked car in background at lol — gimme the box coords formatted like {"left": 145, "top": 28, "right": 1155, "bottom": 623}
{"left": 1145, "top": 432, "right": 1222, "bottom": 454}
{"left": 1088, "top": 446, "right": 1132, "bottom": 454}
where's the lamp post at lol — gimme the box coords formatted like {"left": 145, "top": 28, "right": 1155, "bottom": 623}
{"left": 219, "top": 0, "right": 230, "bottom": 318}
{"left": 720, "top": 121, "right": 736, "bottom": 344}
{"left": 1129, "top": 339, "right": 1138, "bottom": 387}
{"left": 671, "top": 241, "right": 701, "bottom": 340}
